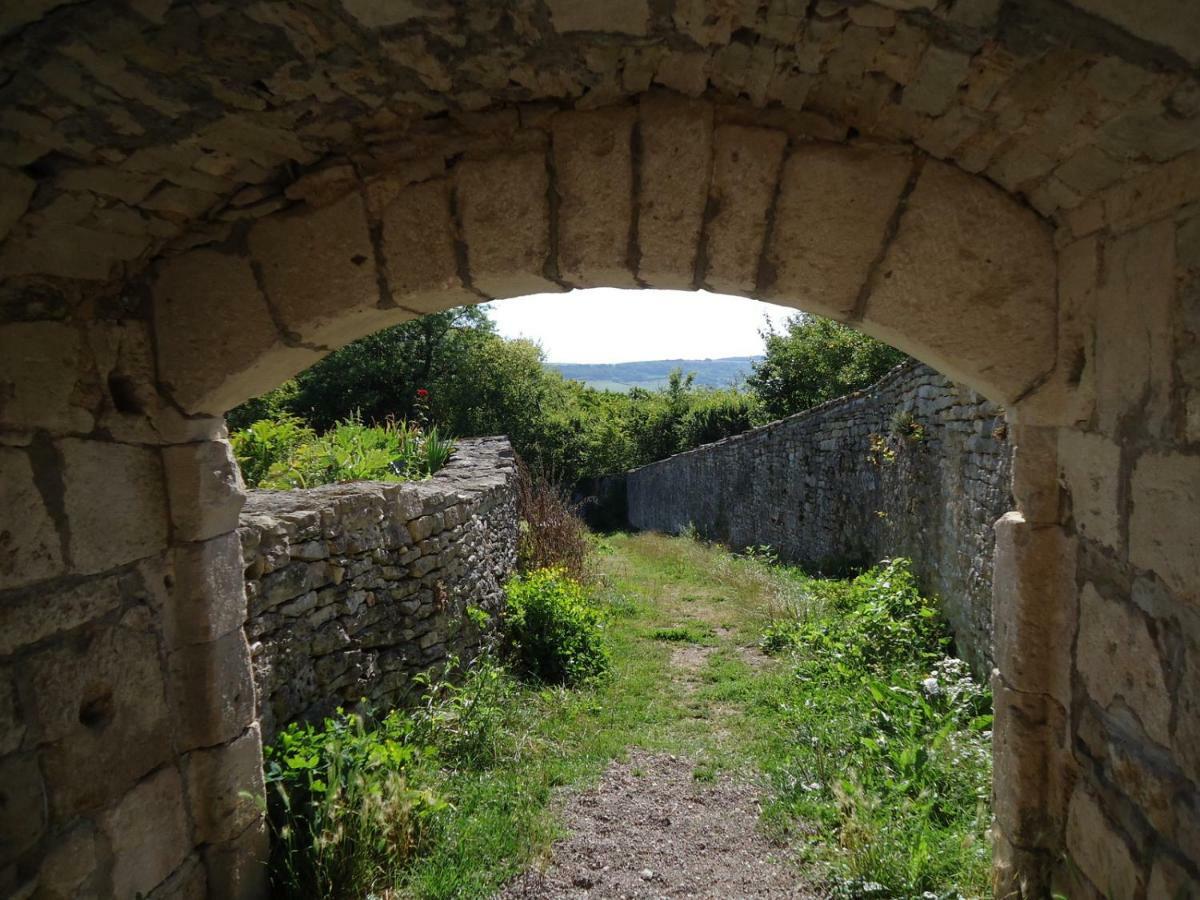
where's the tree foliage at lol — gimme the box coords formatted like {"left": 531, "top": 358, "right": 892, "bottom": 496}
{"left": 228, "top": 306, "right": 761, "bottom": 486}
{"left": 747, "top": 314, "right": 908, "bottom": 420}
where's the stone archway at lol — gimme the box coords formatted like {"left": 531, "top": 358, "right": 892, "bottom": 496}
{"left": 1, "top": 3, "right": 1198, "bottom": 897}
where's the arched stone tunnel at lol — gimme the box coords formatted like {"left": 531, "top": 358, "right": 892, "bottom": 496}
{"left": 0, "top": 1, "right": 1197, "bottom": 896}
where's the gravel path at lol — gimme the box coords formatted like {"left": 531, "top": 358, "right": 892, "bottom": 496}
{"left": 495, "top": 749, "right": 814, "bottom": 899}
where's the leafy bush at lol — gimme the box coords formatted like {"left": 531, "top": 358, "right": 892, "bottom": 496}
{"left": 515, "top": 461, "right": 591, "bottom": 581}
{"left": 503, "top": 568, "right": 609, "bottom": 685}
{"left": 232, "top": 415, "right": 455, "bottom": 489}
{"left": 230, "top": 414, "right": 314, "bottom": 488}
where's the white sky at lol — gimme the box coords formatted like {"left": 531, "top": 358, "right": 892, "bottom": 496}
{"left": 486, "top": 288, "right": 799, "bottom": 364}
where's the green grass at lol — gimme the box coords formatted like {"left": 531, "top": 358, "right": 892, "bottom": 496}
{"left": 267, "top": 532, "right": 993, "bottom": 899}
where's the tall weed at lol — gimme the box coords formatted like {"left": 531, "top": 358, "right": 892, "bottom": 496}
{"left": 759, "top": 559, "right": 992, "bottom": 898}
{"left": 514, "top": 460, "right": 590, "bottom": 581}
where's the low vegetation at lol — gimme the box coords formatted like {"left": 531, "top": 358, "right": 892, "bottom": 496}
{"left": 261, "top": 532, "right": 991, "bottom": 900}
{"left": 230, "top": 414, "right": 454, "bottom": 489}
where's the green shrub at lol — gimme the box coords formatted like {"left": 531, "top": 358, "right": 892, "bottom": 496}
{"left": 503, "top": 568, "right": 609, "bottom": 685}
{"left": 232, "top": 414, "right": 455, "bottom": 489}
{"left": 230, "top": 414, "right": 313, "bottom": 487}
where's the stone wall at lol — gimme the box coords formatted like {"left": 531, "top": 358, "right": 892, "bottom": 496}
{"left": 627, "top": 362, "right": 1011, "bottom": 673}
{"left": 238, "top": 438, "right": 518, "bottom": 743}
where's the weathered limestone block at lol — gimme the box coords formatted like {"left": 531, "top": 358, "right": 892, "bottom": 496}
{"left": 29, "top": 611, "right": 172, "bottom": 817}
{"left": 0, "top": 753, "right": 46, "bottom": 867}
{"left": 1058, "top": 428, "right": 1122, "bottom": 552}
{"left": 249, "top": 192, "right": 395, "bottom": 349}
{"left": 1130, "top": 451, "right": 1200, "bottom": 603}
{"left": 0, "top": 669, "right": 21, "bottom": 756}
{"left": 0, "top": 322, "right": 94, "bottom": 434}
{"left": 163, "top": 440, "right": 245, "bottom": 543}
{"left": 34, "top": 824, "right": 98, "bottom": 900}
{"left": 168, "top": 630, "right": 257, "bottom": 751}
{"left": 153, "top": 248, "right": 321, "bottom": 415}
{"left": 1095, "top": 220, "right": 1175, "bottom": 437}
{"left": 702, "top": 124, "right": 787, "bottom": 295}
{"left": 1065, "top": 781, "right": 1144, "bottom": 899}
{"left": 102, "top": 767, "right": 190, "bottom": 899}
{"left": 1149, "top": 854, "right": 1200, "bottom": 900}
{"left": 1102, "top": 148, "right": 1200, "bottom": 235}
{"left": 184, "top": 725, "right": 266, "bottom": 844}
{"left": 1068, "top": 0, "right": 1200, "bottom": 66}
{"left": 0, "top": 167, "right": 35, "bottom": 242}
{"left": 992, "top": 513, "right": 1076, "bottom": 707}
{"left": 903, "top": 45, "right": 972, "bottom": 117}
{"left": 167, "top": 533, "right": 249, "bottom": 649}
{"left": 992, "top": 678, "right": 1068, "bottom": 850}
{"left": 552, "top": 108, "right": 637, "bottom": 287}
{"left": 145, "top": 854, "right": 206, "bottom": 900}
{"left": 88, "top": 321, "right": 227, "bottom": 446}
{"left": 1018, "top": 235, "right": 1098, "bottom": 427}
{"left": 861, "top": 160, "right": 1056, "bottom": 403}
{"left": 1078, "top": 582, "right": 1171, "bottom": 747}
{"left": 636, "top": 93, "right": 713, "bottom": 289}
{"left": 1009, "top": 425, "right": 1062, "bottom": 524}
{"left": 547, "top": 0, "right": 648, "bottom": 34}
{"left": 763, "top": 144, "right": 912, "bottom": 320}
{"left": 456, "top": 152, "right": 558, "bottom": 298}
{"left": 0, "top": 571, "right": 122, "bottom": 656}
{"left": 202, "top": 819, "right": 269, "bottom": 900}
{"left": 60, "top": 438, "right": 168, "bottom": 574}
{"left": 1174, "top": 628, "right": 1200, "bottom": 786}
{"left": 374, "top": 176, "right": 475, "bottom": 313}
{"left": 0, "top": 447, "right": 64, "bottom": 590}
{"left": 0, "top": 219, "right": 150, "bottom": 281}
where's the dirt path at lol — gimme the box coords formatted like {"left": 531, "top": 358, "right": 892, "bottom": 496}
{"left": 495, "top": 749, "right": 812, "bottom": 899}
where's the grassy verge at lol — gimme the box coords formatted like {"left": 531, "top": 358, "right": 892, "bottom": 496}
{"left": 265, "top": 532, "right": 992, "bottom": 899}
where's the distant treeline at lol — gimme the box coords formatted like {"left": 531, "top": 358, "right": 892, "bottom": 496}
{"left": 548, "top": 357, "right": 761, "bottom": 392}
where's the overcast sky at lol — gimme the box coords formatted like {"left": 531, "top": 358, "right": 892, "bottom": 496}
{"left": 486, "top": 288, "right": 800, "bottom": 364}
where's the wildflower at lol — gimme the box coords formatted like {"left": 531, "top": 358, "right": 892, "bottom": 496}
{"left": 416, "top": 388, "right": 429, "bottom": 397}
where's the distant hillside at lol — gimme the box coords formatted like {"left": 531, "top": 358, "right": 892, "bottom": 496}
{"left": 548, "top": 356, "right": 760, "bottom": 392}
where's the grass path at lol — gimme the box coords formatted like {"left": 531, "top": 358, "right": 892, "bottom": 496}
{"left": 402, "top": 532, "right": 810, "bottom": 898}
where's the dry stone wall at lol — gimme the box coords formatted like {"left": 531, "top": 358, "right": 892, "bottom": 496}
{"left": 627, "top": 362, "right": 1011, "bottom": 673}
{"left": 238, "top": 438, "right": 518, "bottom": 743}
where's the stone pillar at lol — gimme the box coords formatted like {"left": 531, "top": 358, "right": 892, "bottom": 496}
{"left": 162, "top": 435, "right": 268, "bottom": 899}
{"left": 0, "top": 316, "right": 266, "bottom": 897}
{"left": 990, "top": 503, "right": 1076, "bottom": 899}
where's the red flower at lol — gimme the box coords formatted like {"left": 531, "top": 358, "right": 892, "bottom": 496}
{"left": 416, "top": 388, "right": 429, "bottom": 398}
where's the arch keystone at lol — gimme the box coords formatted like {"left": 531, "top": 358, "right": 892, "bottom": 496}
{"left": 551, "top": 107, "right": 638, "bottom": 287}
{"left": 456, "top": 152, "right": 560, "bottom": 298}
{"left": 636, "top": 93, "right": 713, "bottom": 289}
